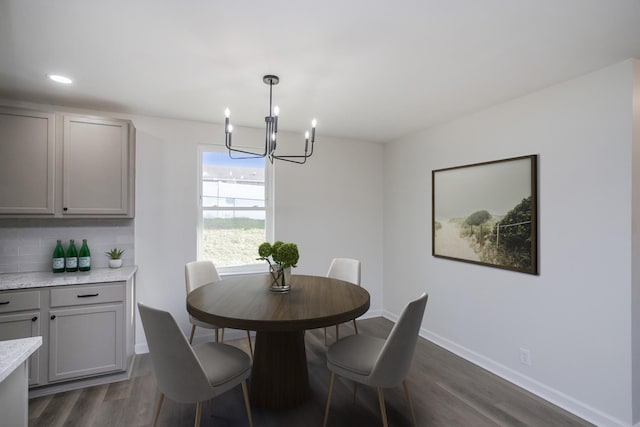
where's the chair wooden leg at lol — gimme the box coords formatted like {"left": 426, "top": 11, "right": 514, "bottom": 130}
{"left": 221, "top": 328, "right": 225, "bottom": 342}
{"left": 189, "top": 325, "right": 196, "bottom": 344}
{"left": 353, "top": 319, "right": 359, "bottom": 334}
{"left": 403, "top": 380, "right": 417, "bottom": 427}
{"left": 246, "top": 330, "right": 253, "bottom": 359}
{"left": 324, "top": 327, "right": 327, "bottom": 346}
{"left": 336, "top": 324, "right": 339, "bottom": 341}
{"left": 152, "top": 392, "right": 165, "bottom": 427}
{"left": 215, "top": 328, "right": 219, "bottom": 343}
{"left": 241, "top": 380, "right": 254, "bottom": 427}
{"left": 377, "top": 387, "right": 389, "bottom": 427}
{"left": 194, "top": 401, "right": 203, "bottom": 427}
{"left": 323, "top": 372, "right": 336, "bottom": 427}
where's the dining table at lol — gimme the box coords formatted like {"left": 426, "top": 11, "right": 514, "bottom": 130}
{"left": 186, "top": 273, "right": 370, "bottom": 409}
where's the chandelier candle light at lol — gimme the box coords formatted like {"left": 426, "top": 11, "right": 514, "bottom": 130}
{"left": 224, "top": 75, "right": 317, "bottom": 164}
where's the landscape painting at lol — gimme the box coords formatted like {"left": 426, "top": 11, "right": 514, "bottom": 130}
{"left": 432, "top": 155, "right": 538, "bottom": 275}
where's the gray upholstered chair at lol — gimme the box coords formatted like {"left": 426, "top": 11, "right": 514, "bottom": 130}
{"left": 138, "top": 303, "right": 253, "bottom": 427}
{"left": 323, "top": 293, "right": 428, "bottom": 427}
{"left": 325, "top": 258, "right": 361, "bottom": 344}
{"left": 185, "top": 261, "right": 253, "bottom": 357}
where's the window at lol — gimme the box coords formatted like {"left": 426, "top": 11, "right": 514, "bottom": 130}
{"left": 197, "top": 147, "right": 272, "bottom": 274}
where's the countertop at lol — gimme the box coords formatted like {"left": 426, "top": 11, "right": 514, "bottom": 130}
{"left": 0, "top": 266, "right": 137, "bottom": 291}
{"left": 0, "top": 337, "right": 42, "bottom": 382}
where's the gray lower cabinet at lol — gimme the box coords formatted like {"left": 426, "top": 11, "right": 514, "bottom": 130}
{"left": 0, "top": 290, "right": 42, "bottom": 386}
{"left": 0, "top": 311, "right": 41, "bottom": 386}
{"left": 49, "top": 303, "right": 124, "bottom": 382}
{"left": 0, "top": 279, "right": 134, "bottom": 391}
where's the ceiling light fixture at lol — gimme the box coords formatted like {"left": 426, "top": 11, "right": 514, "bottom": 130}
{"left": 225, "top": 75, "right": 317, "bottom": 164}
{"left": 48, "top": 74, "right": 73, "bottom": 84}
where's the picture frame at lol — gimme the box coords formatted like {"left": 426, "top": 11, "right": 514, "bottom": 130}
{"left": 432, "top": 155, "right": 538, "bottom": 275}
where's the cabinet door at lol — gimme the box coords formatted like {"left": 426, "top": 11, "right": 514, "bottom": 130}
{"left": 0, "top": 108, "right": 55, "bottom": 214}
{"left": 62, "top": 116, "right": 130, "bottom": 215}
{"left": 48, "top": 303, "right": 123, "bottom": 382}
{"left": 0, "top": 312, "right": 42, "bottom": 385}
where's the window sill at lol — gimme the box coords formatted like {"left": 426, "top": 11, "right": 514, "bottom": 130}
{"left": 219, "top": 263, "right": 269, "bottom": 278}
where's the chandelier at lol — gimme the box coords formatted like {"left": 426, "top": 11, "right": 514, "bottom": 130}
{"left": 224, "top": 75, "right": 317, "bottom": 164}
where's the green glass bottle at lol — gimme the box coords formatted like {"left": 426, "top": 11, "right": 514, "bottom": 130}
{"left": 79, "top": 239, "right": 91, "bottom": 271}
{"left": 65, "top": 240, "right": 78, "bottom": 272}
{"left": 52, "top": 240, "right": 65, "bottom": 273}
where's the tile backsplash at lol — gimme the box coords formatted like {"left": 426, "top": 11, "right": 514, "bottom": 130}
{"left": 0, "top": 219, "right": 134, "bottom": 273}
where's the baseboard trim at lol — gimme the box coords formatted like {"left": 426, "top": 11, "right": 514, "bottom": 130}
{"left": 380, "top": 310, "right": 630, "bottom": 427}
{"left": 135, "top": 342, "right": 149, "bottom": 354}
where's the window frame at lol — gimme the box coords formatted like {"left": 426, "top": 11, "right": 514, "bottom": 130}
{"left": 197, "top": 144, "right": 274, "bottom": 276}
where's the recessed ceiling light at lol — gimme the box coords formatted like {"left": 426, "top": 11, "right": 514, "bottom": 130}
{"left": 48, "top": 74, "right": 73, "bottom": 84}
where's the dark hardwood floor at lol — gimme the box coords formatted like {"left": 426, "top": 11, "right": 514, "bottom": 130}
{"left": 28, "top": 317, "right": 593, "bottom": 426}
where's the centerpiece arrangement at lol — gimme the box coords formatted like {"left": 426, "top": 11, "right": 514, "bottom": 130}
{"left": 258, "top": 241, "right": 299, "bottom": 292}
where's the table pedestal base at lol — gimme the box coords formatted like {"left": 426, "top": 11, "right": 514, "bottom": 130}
{"left": 250, "top": 330, "right": 309, "bottom": 409}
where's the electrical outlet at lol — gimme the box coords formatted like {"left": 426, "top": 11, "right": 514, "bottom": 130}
{"left": 519, "top": 347, "right": 531, "bottom": 366}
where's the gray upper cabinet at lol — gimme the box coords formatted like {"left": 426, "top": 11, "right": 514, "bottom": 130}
{"left": 0, "top": 108, "right": 56, "bottom": 215}
{"left": 0, "top": 107, "right": 135, "bottom": 218}
{"left": 62, "top": 116, "right": 133, "bottom": 216}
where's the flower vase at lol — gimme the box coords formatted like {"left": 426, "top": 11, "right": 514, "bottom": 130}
{"left": 270, "top": 265, "right": 291, "bottom": 292}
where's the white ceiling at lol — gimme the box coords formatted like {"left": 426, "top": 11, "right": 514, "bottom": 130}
{"left": 1, "top": 0, "right": 639, "bottom": 143}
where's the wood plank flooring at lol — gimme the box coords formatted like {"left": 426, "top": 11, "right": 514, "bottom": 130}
{"left": 28, "top": 317, "right": 593, "bottom": 426}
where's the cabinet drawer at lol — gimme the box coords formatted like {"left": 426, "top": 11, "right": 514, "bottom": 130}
{"left": 50, "top": 283, "right": 124, "bottom": 307}
{"left": 0, "top": 291, "right": 40, "bottom": 313}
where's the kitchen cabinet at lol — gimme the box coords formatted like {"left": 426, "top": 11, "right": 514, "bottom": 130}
{"left": 62, "top": 116, "right": 134, "bottom": 216}
{"left": 48, "top": 283, "right": 125, "bottom": 382}
{"left": 0, "top": 108, "right": 56, "bottom": 215}
{"left": 0, "top": 291, "right": 42, "bottom": 386}
{"left": 0, "top": 107, "right": 135, "bottom": 218}
{"left": 0, "top": 268, "right": 135, "bottom": 394}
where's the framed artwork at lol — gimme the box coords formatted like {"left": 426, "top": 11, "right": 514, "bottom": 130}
{"left": 432, "top": 155, "right": 538, "bottom": 275}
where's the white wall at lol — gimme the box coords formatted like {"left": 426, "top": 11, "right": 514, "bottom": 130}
{"left": 632, "top": 59, "right": 640, "bottom": 425}
{"left": 383, "top": 60, "right": 637, "bottom": 426}
{"left": 133, "top": 116, "right": 384, "bottom": 346}
{"left": 273, "top": 131, "right": 384, "bottom": 310}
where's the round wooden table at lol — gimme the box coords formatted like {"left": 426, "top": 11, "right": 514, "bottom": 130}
{"left": 186, "top": 273, "right": 370, "bottom": 409}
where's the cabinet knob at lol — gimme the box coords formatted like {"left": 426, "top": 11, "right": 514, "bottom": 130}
{"left": 32, "top": 316, "right": 38, "bottom": 322}
{"left": 50, "top": 315, "right": 56, "bottom": 320}
{"left": 63, "top": 207, "right": 68, "bottom": 211}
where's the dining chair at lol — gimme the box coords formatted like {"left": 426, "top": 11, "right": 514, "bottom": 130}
{"left": 185, "top": 261, "right": 254, "bottom": 357}
{"left": 323, "top": 293, "right": 428, "bottom": 427}
{"left": 325, "top": 258, "right": 361, "bottom": 344}
{"left": 138, "top": 303, "right": 253, "bottom": 427}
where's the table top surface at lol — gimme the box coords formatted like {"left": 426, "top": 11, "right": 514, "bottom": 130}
{"left": 187, "top": 273, "right": 370, "bottom": 332}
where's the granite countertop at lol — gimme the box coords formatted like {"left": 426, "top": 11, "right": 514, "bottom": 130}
{"left": 0, "top": 337, "right": 42, "bottom": 382}
{"left": 0, "top": 266, "right": 137, "bottom": 291}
